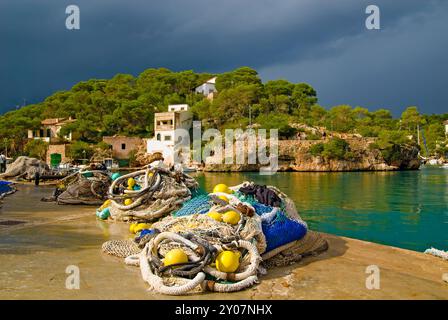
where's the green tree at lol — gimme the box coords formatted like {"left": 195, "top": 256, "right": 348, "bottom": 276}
{"left": 255, "top": 114, "right": 297, "bottom": 138}
{"left": 211, "top": 84, "right": 259, "bottom": 126}
{"left": 423, "top": 123, "right": 445, "bottom": 155}
{"left": 326, "top": 105, "right": 355, "bottom": 132}
{"left": 264, "top": 80, "right": 294, "bottom": 97}
{"left": 23, "top": 139, "right": 48, "bottom": 160}
{"left": 291, "top": 83, "right": 317, "bottom": 119}
{"left": 401, "top": 106, "right": 425, "bottom": 134}
{"left": 68, "top": 141, "right": 94, "bottom": 160}
{"left": 215, "top": 67, "right": 262, "bottom": 91}
{"left": 308, "top": 105, "right": 327, "bottom": 126}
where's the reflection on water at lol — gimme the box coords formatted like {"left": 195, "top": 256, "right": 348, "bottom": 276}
{"left": 193, "top": 167, "right": 448, "bottom": 252}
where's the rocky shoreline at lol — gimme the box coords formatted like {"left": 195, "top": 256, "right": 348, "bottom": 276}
{"left": 203, "top": 138, "right": 421, "bottom": 172}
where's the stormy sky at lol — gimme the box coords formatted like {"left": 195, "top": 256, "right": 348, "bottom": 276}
{"left": 0, "top": 0, "right": 447, "bottom": 116}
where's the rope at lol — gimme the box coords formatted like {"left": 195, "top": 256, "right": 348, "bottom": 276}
{"left": 107, "top": 167, "right": 198, "bottom": 222}
{"left": 138, "top": 235, "right": 206, "bottom": 295}
{"left": 124, "top": 231, "right": 262, "bottom": 295}
{"left": 101, "top": 179, "right": 329, "bottom": 296}
{"left": 203, "top": 240, "right": 260, "bottom": 281}
{"left": 424, "top": 247, "right": 448, "bottom": 260}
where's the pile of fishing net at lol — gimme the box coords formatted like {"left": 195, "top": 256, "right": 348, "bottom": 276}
{"left": 101, "top": 179, "right": 328, "bottom": 295}
{"left": 100, "top": 167, "right": 198, "bottom": 221}
{"left": 42, "top": 169, "right": 111, "bottom": 205}
{"left": 0, "top": 156, "right": 50, "bottom": 180}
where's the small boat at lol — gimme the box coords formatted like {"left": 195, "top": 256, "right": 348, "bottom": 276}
{"left": 182, "top": 166, "right": 197, "bottom": 173}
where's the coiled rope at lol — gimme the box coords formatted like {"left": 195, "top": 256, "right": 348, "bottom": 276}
{"left": 126, "top": 231, "right": 262, "bottom": 295}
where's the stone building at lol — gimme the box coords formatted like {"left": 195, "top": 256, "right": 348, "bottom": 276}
{"left": 102, "top": 136, "right": 144, "bottom": 160}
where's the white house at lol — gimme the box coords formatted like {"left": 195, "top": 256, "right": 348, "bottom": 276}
{"left": 27, "top": 118, "right": 75, "bottom": 143}
{"left": 195, "top": 77, "right": 217, "bottom": 99}
{"left": 147, "top": 104, "right": 193, "bottom": 165}
{"left": 445, "top": 120, "right": 448, "bottom": 136}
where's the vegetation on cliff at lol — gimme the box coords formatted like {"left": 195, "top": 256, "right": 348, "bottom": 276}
{"left": 0, "top": 67, "right": 446, "bottom": 160}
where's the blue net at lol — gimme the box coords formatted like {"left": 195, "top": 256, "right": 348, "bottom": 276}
{"left": 250, "top": 195, "right": 308, "bottom": 253}
{"left": 0, "top": 181, "right": 12, "bottom": 195}
{"left": 172, "top": 187, "right": 307, "bottom": 253}
{"left": 172, "top": 190, "right": 211, "bottom": 217}
{"left": 262, "top": 212, "right": 307, "bottom": 252}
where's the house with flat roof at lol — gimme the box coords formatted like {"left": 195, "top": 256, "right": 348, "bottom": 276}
{"left": 147, "top": 104, "right": 193, "bottom": 165}
{"left": 444, "top": 120, "right": 448, "bottom": 136}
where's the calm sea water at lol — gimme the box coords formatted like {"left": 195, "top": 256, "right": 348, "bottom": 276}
{"left": 194, "top": 166, "right": 448, "bottom": 252}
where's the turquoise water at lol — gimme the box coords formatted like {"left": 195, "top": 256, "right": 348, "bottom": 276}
{"left": 194, "top": 166, "right": 448, "bottom": 252}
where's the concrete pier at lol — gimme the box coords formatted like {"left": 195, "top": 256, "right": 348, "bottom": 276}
{"left": 0, "top": 185, "right": 446, "bottom": 299}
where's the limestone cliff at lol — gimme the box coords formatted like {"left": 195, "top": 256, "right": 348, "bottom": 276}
{"left": 203, "top": 137, "right": 420, "bottom": 172}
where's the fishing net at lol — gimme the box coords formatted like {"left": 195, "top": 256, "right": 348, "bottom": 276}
{"left": 43, "top": 170, "right": 111, "bottom": 205}
{"left": 107, "top": 167, "right": 198, "bottom": 222}
{"left": 172, "top": 193, "right": 211, "bottom": 217}
{"left": 102, "top": 239, "right": 141, "bottom": 258}
{"left": 0, "top": 180, "right": 17, "bottom": 199}
{"left": 100, "top": 179, "right": 328, "bottom": 295}
{"left": 262, "top": 231, "right": 329, "bottom": 268}
{"left": 0, "top": 156, "right": 50, "bottom": 180}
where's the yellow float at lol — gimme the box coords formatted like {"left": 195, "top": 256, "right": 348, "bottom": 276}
{"left": 99, "top": 199, "right": 111, "bottom": 211}
{"left": 127, "top": 178, "right": 136, "bottom": 188}
{"left": 213, "top": 184, "right": 232, "bottom": 194}
{"left": 215, "top": 250, "right": 240, "bottom": 273}
{"left": 164, "top": 248, "right": 188, "bottom": 267}
{"left": 217, "top": 195, "right": 229, "bottom": 202}
{"left": 129, "top": 223, "right": 138, "bottom": 233}
{"left": 222, "top": 210, "right": 240, "bottom": 225}
{"left": 207, "top": 211, "right": 222, "bottom": 222}
{"left": 134, "top": 223, "right": 151, "bottom": 233}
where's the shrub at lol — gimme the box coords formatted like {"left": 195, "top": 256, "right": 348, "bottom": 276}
{"left": 24, "top": 139, "right": 48, "bottom": 160}
{"left": 309, "top": 143, "right": 324, "bottom": 156}
{"left": 375, "top": 130, "right": 413, "bottom": 165}
{"left": 68, "top": 141, "right": 94, "bottom": 160}
{"left": 309, "top": 138, "right": 351, "bottom": 160}
{"left": 321, "top": 138, "right": 350, "bottom": 160}
{"left": 306, "top": 133, "right": 321, "bottom": 140}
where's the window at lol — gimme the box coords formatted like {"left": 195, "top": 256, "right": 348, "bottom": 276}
{"left": 164, "top": 135, "right": 171, "bottom": 141}
{"left": 157, "top": 133, "right": 161, "bottom": 141}
{"left": 121, "top": 143, "right": 126, "bottom": 150}
{"left": 47, "top": 129, "right": 51, "bottom": 137}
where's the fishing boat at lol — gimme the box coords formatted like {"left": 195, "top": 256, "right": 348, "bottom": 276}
{"left": 182, "top": 166, "right": 197, "bottom": 173}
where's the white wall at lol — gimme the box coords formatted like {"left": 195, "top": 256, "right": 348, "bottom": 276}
{"left": 168, "top": 104, "right": 189, "bottom": 112}
{"left": 195, "top": 83, "right": 216, "bottom": 96}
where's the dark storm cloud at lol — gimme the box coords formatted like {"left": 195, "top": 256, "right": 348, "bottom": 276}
{"left": 0, "top": 0, "right": 446, "bottom": 115}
